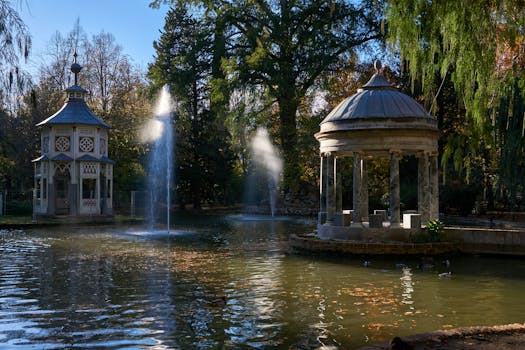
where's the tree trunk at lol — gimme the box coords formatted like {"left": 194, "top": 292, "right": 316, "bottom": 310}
{"left": 278, "top": 96, "right": 300, "bottom": 194}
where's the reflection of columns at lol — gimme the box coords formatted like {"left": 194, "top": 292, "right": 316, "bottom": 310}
{"left": 352, "top": 153, "right": 362, "bottom": 225}
{"left": 418, "top": 153, "right": 430, "bottom": 223}
{"left": 389, "top": 152, "right": 401, "bottom": 226}
{"left": 359, "top": 157, "right": 369, "bottom": 222}
{"left": 318, "top": 155, "right": 326, "bottom": 224}
{"left": 429, "top": 154, "right": 439, "bottom": 220}
{"left": 325, "top": 154, "right": 335, "bottom": 225}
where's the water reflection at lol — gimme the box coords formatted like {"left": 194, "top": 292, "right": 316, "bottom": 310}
{"left": 400, "top": 267, "right": 414, "bottom": 306}
{"left": 1, "top": 222, "right": 525, "bottom": 348}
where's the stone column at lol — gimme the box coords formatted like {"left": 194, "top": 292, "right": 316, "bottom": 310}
{"left": 71, "top": 127, "right": 77, "bottom": 185}
{"left": 69, "top": 182, "right": 78, "bottom": 215}
{"left": 429, "top": 154, "right": 439, "bottom": 221}
{"left": 325, "top": 154, "right": 335, "bottom": 225}
{"left": 47, "top": 179, "right": 55, "bottom": 215}
{"left": 359, "top": 157, "right": 369, "bottom": 222}
{"left": 334, "top": 157, "right": 344, "bottom": 226}
{"left": 389, "top": 152, "right": 401, "bottom": 226}
{"left": 71, "top": 126, "right": 78, "bottom": 215}
{"left": 417, "top": 152, "right": 423, "bottom": 215}
{"left": 419, "top": 153, "right": 430, "bottom": 223}
{"left": 352, "top": 152, "right": 362, "bottom": 226}
{"left": 33, "top": 164, "right": 38, "bottom": 216}
{"left": 108, "top": 165, "right": 113, "bottom": 212}
{"left": 318, "top": 154, "right": 326, "bottom": 224}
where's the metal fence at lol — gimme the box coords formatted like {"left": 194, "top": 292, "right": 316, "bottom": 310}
{"left": 0, "top": 190, "right": 33, "bottom": 216}
{"left": 113, "top": 191, "right": 151, "bottom": 217}
{"left": 0, "top": 189, "right": 152, "bottom": 217}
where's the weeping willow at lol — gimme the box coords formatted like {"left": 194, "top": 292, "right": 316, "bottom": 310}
{"left": 386, "top": 0, "right": 525, "bottom": 209}
{"left": 0, "top": 0, "right": 31, "bottom": 106}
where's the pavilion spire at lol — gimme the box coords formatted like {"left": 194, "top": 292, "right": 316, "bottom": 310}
{"left": 71, "top": 48, "right": 82, "bottom": 85}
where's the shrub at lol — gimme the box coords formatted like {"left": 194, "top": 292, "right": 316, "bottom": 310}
{"left": 426, "top": 219, "right": 445, "bottom": 242}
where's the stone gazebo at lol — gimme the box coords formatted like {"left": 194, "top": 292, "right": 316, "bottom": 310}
{"left": 33, "top": 53, "right": 113, "bottom": 217}
{"left": 315, "top": 61, "right": 439, "bottom": 240}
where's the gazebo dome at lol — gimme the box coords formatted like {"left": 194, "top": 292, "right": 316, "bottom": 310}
{"left": 316, "top": 60, "right": 439, "bottom": 156}
{"left": 320, "top": 60, "right": 437, "bottom": 134}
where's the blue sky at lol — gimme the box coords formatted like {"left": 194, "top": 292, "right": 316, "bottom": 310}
{"left": 19, "top": 0, "right": 169, "bottom": 75}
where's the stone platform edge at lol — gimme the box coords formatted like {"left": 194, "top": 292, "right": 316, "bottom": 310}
{"left": 289, "top": 234, "right": 459, "bottom": 255}
{"left": 291, "top": 225, "right": 525, "bottom": 256}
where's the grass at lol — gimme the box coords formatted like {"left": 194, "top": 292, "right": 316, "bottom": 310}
{"left": 0, "top": 215, "right": 34, "bottom": 224}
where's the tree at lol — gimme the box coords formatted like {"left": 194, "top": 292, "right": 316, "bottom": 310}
{"left": 84, "top": 32, "right": 126, "bottom": 116}
{"left": 149, "top": 4, "right": 235, "bottom": 208}
{"left": 386, "top": 0, "right": 525, "bottom": 210}
{"left": 226, "top": 0, "right": 384, "bottom": 193}
{"left": 0, "top": 0, "right": 31, "bottom": 183}
{"left": 151, "top": 0, "right": 384, "bottom": 196}
{"left": 0, "top": 0, "right": 31, "bottom": 108}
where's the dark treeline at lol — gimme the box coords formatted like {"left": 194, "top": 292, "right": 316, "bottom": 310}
{"left": 1, "top": 0, "right": 524, "bottom": 215}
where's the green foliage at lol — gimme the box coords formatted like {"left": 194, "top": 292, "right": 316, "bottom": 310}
{"left": 386, "top": 0, "right": 525, "bottom": 210}
{"left": 409, "top": 220, "right": 444, "bottom": 243}
{"left": 6, "top": 200, "right": 32, "bottom": 216}
{"left": 426, "top": 219, "right": 445, "bottom": 242}
{"left": 224, "top": 0, "right": 384, "bottom": 193}
{"left": 148, "top": 0, "right": 386, "bottom": 203}
{"left": 440, "top": 182, "right": 480, "bottom": 216}
{"left": 149, "top": 4, "right": 236, "bottom": 208}
{"left": 0, "top": 101, "right": 40, "bottom": 190}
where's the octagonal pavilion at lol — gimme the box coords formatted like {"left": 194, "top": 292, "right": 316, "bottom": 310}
{"left": 33, "top": 52, "right": 113, "bottom": 217}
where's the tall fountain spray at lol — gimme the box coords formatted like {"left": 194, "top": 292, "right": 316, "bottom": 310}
{"left": 249, "top": 127, "right": 283, "bottom": 216}
{"left": 140, "top": 85, "right": 174, "bottom": 232}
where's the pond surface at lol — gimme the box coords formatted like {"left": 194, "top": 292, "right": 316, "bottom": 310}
{"left": 1, "top": 215, "right": 525, "bottom": 349}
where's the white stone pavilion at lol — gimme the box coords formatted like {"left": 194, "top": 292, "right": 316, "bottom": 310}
{"left": 315, "top": 61, "right": 439, "bottom": 240}
{"left": 33, "top": 53, "right": 113, "bottom": 217}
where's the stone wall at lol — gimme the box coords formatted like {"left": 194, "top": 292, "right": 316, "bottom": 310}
{"left": 445, "top": 227, "right": 525, "bottom": 255}
{"left": 290, "top": 234, "right": 458, "bottom": 255}
{"left": 290, "top": 227, "right": 525, "bottom": 256}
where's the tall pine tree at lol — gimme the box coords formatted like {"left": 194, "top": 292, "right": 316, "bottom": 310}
{"left": 149, "top": 4, "right": 235, "bottom": 208}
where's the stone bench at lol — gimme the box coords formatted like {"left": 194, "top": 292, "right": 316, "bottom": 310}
{"left": 403, "top": 213, "right": 421, "bottom": 229}
{"left": 334, "top": 210, "right": 353, "bottom": 226}
{"left": 373, "top": 209, "right": 387, "bottom": 221}
{"left": 343, "top": 210, "right": 353, "bottom": 226}
{"left": 369, "top": 214, "right": 383, "bottom": 228}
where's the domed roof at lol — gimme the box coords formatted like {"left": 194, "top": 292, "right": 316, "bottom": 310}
{"left": 320, "top": 61, "right": 437, "bottom": 132}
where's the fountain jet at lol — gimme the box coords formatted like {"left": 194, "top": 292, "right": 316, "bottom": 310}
{"left": 249, "top": 127, "right": 283, "bottom": 216}
{"left": 141, "top": 85, "right": 174, "bottom": 232}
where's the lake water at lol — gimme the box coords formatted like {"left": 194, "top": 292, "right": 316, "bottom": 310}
{"left": 1, "top": 215, "right": 525, "bottom": 349}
